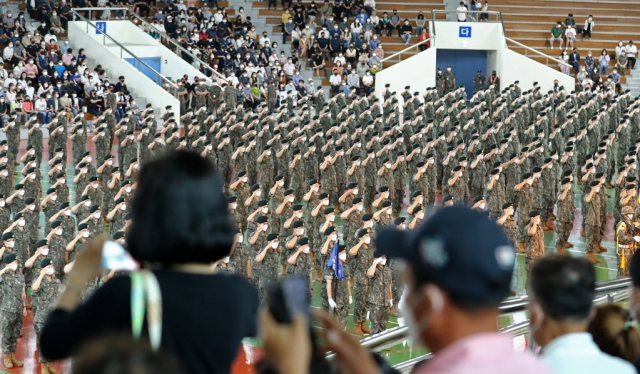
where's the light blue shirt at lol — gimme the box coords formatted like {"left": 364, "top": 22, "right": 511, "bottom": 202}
{"left": 542, "top": 333, "right": 636, "bottom": 374}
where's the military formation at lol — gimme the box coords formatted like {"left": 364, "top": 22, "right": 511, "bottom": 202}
{"left": 0, "top": 68, "right": 639, "bottom": 370}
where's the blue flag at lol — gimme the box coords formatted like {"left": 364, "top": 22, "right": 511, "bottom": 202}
{"left": 325, "top": 242, "right": 344, "bottom": 280}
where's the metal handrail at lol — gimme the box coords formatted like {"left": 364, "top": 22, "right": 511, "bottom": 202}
{"left": 381, "top": 37, "right": 434, "bottom": 65}
{"left": 359, "top": 278, "right": 631, "bottom": 354}
{"left": 392, "top": 288, "right": 632, "bottom": 373}
{"left": 505, "top": 36, "right": 572, "bottom": 67}
{"left": 431, "top": 9, "right": 504, "bottom": 22}
{"left": 72, "top": 7, "right": 228, "bottom": 84}
{"left": 70, "top": 9, "right": 178, "bottom": 91}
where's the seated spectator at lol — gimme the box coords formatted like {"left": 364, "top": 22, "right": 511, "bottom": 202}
{"left": 584, "top": 50, "right": 595, "bottom": 74}
{"left": 362, "top": 70, "right": 374, "bottom": 94}
{"left": 528, "top": 255, "right": 636, "bottom": 374}
{"left": 419, "top": 28, "right": 430, "bottom": 51}
{"left": 583, "top": 15, "right": 594, "bottom": 39}
{"left": 616, "top": 41, "right": 626, "bottom": 57}
{"left": 329, "top": 69, "right": 341, "bottom": 95}
{"left": 34, "top": 93, "right": 50, "bottom": 124}
{"left": 415, "top": 11, "right": 426, "bottom": 36}
{"left": 610, "top": 68, "right": 622, "bottom": 93}
{"left": 564, "top": 13, "right": 576, "bottom": 27}
{"left": 565, "top": 24, "right": 576, "bottom": 49}
{"left": 400, "top": 19, "right": 412, "bottom": 45}
{"left": 550, "top": 22, "right": 564, "bottom": 50}
{"left": 41, "top": 152, "right": 258, "bottom": 374}
{"left": 627, "top": 41, "right": 637, "bottom": 69}
{"left": 616, "top": 53, "right": 629, "bottom": 76}
{"left": 589, "top": 304, "right": 640, "bottom": 364}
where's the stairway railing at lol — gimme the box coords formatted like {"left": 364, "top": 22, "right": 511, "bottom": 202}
{"left": 505, "top": 37, "right": 572, "bottom": 68}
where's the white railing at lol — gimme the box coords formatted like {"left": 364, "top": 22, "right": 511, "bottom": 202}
{"left": 72, "top": 7, "right": 228, "bottom": 84}
{"left": 381, "top": 37, "right": 434, "bottom": 65}
{"left": 505, "top": 37, "right": 572, "bottom": 67}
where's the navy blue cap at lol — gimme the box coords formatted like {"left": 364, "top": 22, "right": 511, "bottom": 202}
{"left": 374, "top": 206, "right": 515, "bottom": 304}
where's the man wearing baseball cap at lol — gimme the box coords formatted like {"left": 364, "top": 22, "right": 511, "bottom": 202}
{"left": 375, "top": 206, "right": 551, "bottom": 373}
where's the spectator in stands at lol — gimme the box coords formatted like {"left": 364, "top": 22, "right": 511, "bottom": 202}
{"left": 569, "top": 48, "right": 580, "bottom": 75}
{"left": 419, "top": 28, "right": 430, "bottom": 51}
{"left": 415, "top": 11, "right": 426, "bottom": 36}
{"left": 559, "top": 49, "right": 570, "bottom": 75}
{"left": 283, "top": 18, "right": 295, "bottom": 45}
{"left": 400, "top": 19, "right": 412, "bottom": 45}
{"left": 456, "top": 2, "right": 467, "bottom": 22}
{"left": 616, "top": 53, "right": 629, "bottom": 76}
{"left": 627, "top": 41, "right": 637, "bottom": 69}
{"left": 528, "top": 256, "right": 636, "bottom": 374}
{"left": 550, "top": 22, "right": 564, "bottom": 50}
{"left": 582, "top": 15, "right": 594, "bottom": 40}
{"left": 480, "top": 1, "right": 489, "bottom": 21}
{"left": 565, "top": 24, "right": 576, "bottom": 49}
{"left": 585, "top": 50, "right": 595, "bottom": 74}
{"left": 329, "top": 68, "right": 341, "bottom": 95}
{"left": 389, "top": 10, "right": 401, "bottom": 36}
{"left": 564, "top": 13, "right": 575, "bottom": 27}
{"left": 616, "top": 41, "right": 627, "bottom": 57}
{"left": 41, "top": 152, "right": 258, "bottom": 374}
{"left": 589, "top": 305, "right": 640, "bottom": 365}
{"left": 599, "top": 49, "right": 610, "bottom": 74}
{"left": 610, "top": 68, "right": 622, "bottom": 93}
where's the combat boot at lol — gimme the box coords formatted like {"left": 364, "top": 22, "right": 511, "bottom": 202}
{"left": 586, "top": 252, "right": 601, "bottom": 264}
{"left": 47, "top": 363, "right": 62, "bottom": 374}
{"left": 565, "top": 241, "right": 574, "bottom": 248}
{"left": 556, "top": 246, "right": 566, "bottom": 255}
{"left": 361, "top": 322, "right": 371, "bottom": 334}
{"left": 549, "top": 212, "right": 556, "bottom": 220}
{"left": 353, "top": 322, "right": 364, "bottom": 336}
{"left": 315, "top": 270, "right": 322, "bottom": 281}
{"left": 40, "top": 363, "right": 51, "bottom": 374}
{"left": 10, "top": 353, "right": 23, "bottom": 367}
{"left": 518, "top": 242, "right": 525, "bottom": 253}
{"left": 581, "top": 227, "right": 585, "bottom": 237}
{"left": 545, "top": 220, "right": 555, "bottom": 231}
{"left": 598, "top": 243, "right": 607, "bottom": 252}
{"left": 281, "top": 264, "right": 287, "bottom": 274}
{"left": 389, "top": 306, "right": 398, "bottom": 317}
{"left": 3, "top": 354, "right": 13, "bottom": 368}
{"left": 540, "top": 221, "right": 548, "bottom": 231}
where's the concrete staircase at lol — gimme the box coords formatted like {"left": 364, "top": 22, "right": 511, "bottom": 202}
{"left": 625, "top": 68, "right": 640, "bottom": 96}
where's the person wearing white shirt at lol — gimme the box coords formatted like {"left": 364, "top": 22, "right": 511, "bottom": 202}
{"left": 2, "top": 44, "right": 13, "bottom": 62}
{"left": 456, "top": 1, "right": 467, "bottom": 22}
{"left": 528, "top": 256, "right": 636, "bottom": 374}
{"left": 564, "top": 25, "right": 576, "bottom": 49}
{"left": 626, "top": 41, "right": 637, "bottom": 69}
{"left": 329, "top": 71, "right": 342, "bottom": 96}
{"left": 213, "top": 10, "right": 223, "bottom": 23}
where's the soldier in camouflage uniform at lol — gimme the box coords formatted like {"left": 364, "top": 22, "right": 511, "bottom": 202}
{"left": 326, "top": 244, "right": 350, "bottom": 326}
{"left": 351, "top": 228, "right": 373, "bottom": 335}
{"left": 0, "top": 253, "right": 25, "bottom": 369}
{"left": 584, "top": 180, "right": 602, "bottom": 263}
{"left": 515, "top": 173, "right": 535, "bottom": 253}
{"left": 4, "top": 117, "right": 19, "bottom": 167}
{"left": 555, "top": 177, "right": 575, "bottom": 253}
{"left": 616, "top": 206, "right": 637, "bottom": 277}
{"left": 486, "top": 168, "right": 506, "bottom": 219}
{"left": 31, "top": 258, "right": 62, "bottom": 372}
{"left": 367, "top": 255, "right": 392, "bottom": 335}
{"left": 287, "top": 237, "right": 313, "bottom": 295}
{"left": 444, "top": 165, "right": 468, "bottom": 204}
{"left": 107, "top": 197, "right": 127, "bottom": 234}
{"left": 497, "top": 203, "right": 517, "bottom": 245}
{"left": 256, "top": 233, "right": 280, "bottom": 305}
{"left": 249, "top": 215, "right": 269, "bottom": 289}
{"left": 525, "top": 210, "right": 545, "bottom": 275}
{"left": 258, "top": 146, "right": 274, "bottom": 194}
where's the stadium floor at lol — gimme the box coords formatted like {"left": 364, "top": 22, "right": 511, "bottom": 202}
{"left": 0, "top": 138, "right": 622, "bottom": 373}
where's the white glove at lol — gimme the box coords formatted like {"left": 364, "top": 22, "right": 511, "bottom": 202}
{"left": 634, "top": 236, "right": 640, "bottom": 242}
{"left": 328, "top": 298, "right": 337, "bottom": 310}
{"left": 349, "top": 296, "right": 353, "bottom": 305}
{"left": 389, "top": 299, "right": 393, "bottom": 307}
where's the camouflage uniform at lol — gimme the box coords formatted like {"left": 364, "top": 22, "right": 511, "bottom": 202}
{"left": 525, "top": 221, "right": 545, "bottom": 274}
{"left": 353, "top": 242, "right": 373, "bottom": 325}
{"left": 0, "top": 271, "right": 24, "bottom": 354}
{"left": 49, "top": 234, "right": 67, "bottom": 278}
{"left": 32, "top": 276, "right": 62, "bottom": 363}
{"left": 325, "top": 263, "right": 350, "bottom": 326}
{"left": 616, "top": 220, "right": 636, "bottom": 277}
{"left": 368, "top": 264, "right": 391, "bottom": 335}
{"left": 555, "top": 185, "right": 575, "bottom": 251}
{"left": 257, "top": 246, "right": 280, "bottom": 305}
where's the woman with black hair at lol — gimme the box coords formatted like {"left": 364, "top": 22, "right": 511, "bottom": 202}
{"left": 40, "top": 151, "right": 259, "bottom": 374}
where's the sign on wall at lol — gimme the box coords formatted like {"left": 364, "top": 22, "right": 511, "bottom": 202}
{"left": 459, "top": 26, "right": 471, "bottom": 38}
{"left": 96, "top": 21, "right": 107, "bottom": 34}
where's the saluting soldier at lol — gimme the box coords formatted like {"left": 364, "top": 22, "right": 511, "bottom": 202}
{"left": 555, "top": 177, "right": 575, "bottom": 253}
{"left": 525, "top": 210, "right": 545, "bottom": 274}
{"left": 255, "top": 233, "right": 280, "bottom": 305}
{"left": 367, "top": 254, "right": 392, "bottom": 335}
{"left": 351, "top": 228, "right": 373, "bottom": 335}
{"left": 31, "top": 258, "right": 62, "bottom": 374}
{"left": 0, "top": 253, "right": 26, "bottom": 369}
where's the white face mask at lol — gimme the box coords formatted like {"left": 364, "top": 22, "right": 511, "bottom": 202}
{"left": 379, "top": 258, "right": 387, "bottom": 265}
{"left": 30, "top": 174, "right": 36, "bottom": 180}
{"left": 126, "top": 187, "right": 132, "bottom": 193}
{"left": 365, "top": 237, "right": 371, "bottom": 244}
{"left": 46, "top": 267, "right": 54, "bottom": 275}
{"left": 29, "top": 205, "right": 35, "bottom": 211}
{"left": 18, "top": 190, "right": 24, "bottom": 196}
{"left": 84, "top": 201, "right": 90, "bottom": 207}
{"left": 0, "top": 202, "right": 4, "bottom": 207}
{"left": 222, "top": 256, "right": 230, "bottom": 263}
{"left": 303, "top": 247, "right": 310, "bottom": 254}
{"left": 65, "top": 210, "right": 72, "bottom": 216}
{"left": 120, "top": 205, "right": 127, "bottom": 211}
{"left": 55, "top": 228, "right": 62, "bottom": 236}
{"left": 94, "top": 213, "right": 101, "bottom": 219}
{"left": 339, "top": 253, "right": 346, "bottom": 261}
{"left": 51, "top": 195, "right": 57, "bottom": 201}
{"left": 41, "top": 248, "right": 49, "bottom": 256}
{"left": 271, "top": 242, "right": 278, "bottom": 249}
{"left": 353, "top": 189, "right": 359, "bottom": 195}
{"left": 256, "top": 191, "right": 262, "bottom": 197}
{"left": 262, "top": 207, "right": 268, "bottom": 214}
{"left": 82, "top": 231, "right": 90, "bottom": 238}
{"left": 237, "top": 235, "right": 244, "bottom": 243}
{"left": 18, "top": 219, "right": 25, "bottom": 227}
{"left": 9, "top": 263, "right": 17, "bottom": 271}
{"left": 323, "top": 200, "right": 329, "bottom": 206}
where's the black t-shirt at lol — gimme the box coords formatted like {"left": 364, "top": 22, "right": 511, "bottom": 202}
{"left": 40, "top": 269, "right": 259, "bottom": 374}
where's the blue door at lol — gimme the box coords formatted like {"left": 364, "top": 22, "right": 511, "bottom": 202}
{"left": 435, "top": 49, "right": 487, "bottom": 99}
{"left": 125, "top": 57, "right": 162, "bottom": 85}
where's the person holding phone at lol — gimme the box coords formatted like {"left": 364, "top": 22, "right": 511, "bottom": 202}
{"left": 40, "top": 152, "right": 258, "bottom": 374}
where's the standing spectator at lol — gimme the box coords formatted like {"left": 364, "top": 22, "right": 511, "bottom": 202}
{"left": 528, "top": 256, "right": 636, "bottom": 374}
{"left": 627, "top": 41, "right": 637, "bottom": 69}
{"left": 456, "top": 2, "right": 468, "bottom": 22}
{"left": 569, "top": 48, "right": 580, "bottom": 75}
{"left": 415, "top": 11, "right": 426, "bottom": 36}
{"left": 550, "top": 22, "right": 564, "bottom": 50}
{"left": 582, "top": 15, "right": 594, "bottom": 39}
{"left": 589, "top": 305, "right": 640, "bottom": 365}
{"left": 400, "top": 19, "right": 412, "bottom": 45}
{"left": 565, "top": 24, "right": 576, "bottom": 49}
{"left": 599, "top": 49, "right": 610, "bottom": 74}
{"left": 559, "top": 49, "right": 570, "bottom": 75}
{"left": 480, "top": 1, "right": 489, "bottom": 21}
{"left": 564, "top": 13, "right": 576, "bottom": 27}
{"left": 389, "top": 10, "right": 401, "bottom": 36}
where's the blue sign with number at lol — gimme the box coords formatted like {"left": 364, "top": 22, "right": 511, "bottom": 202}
{"left": 459, "top": 26, "right": 471, "bottom": 38}
{"left": 96, "top": 21, "right": 107, "bottom": 34}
